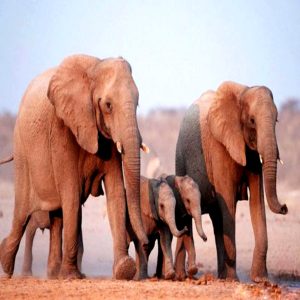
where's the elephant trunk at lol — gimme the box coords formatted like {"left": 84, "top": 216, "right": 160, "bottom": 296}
{"left": 164, "top": 201, "right": 188, "bottom": 237}
{"left": 121, "top": 104, "right": 148, "bottom": 247}
{"left": 191, "top": 207, "right": 207, "bottom": 241}
{"left": 260, "top": 130, "right": 288, "bottom": 215}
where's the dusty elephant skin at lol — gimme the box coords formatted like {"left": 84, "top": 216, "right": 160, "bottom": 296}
{"left": 155, "top": 175, "right": 207, "bottom": 280}
{"left": 175, "top": 81, "right": 288, "bottom": 282}
{"left": 0, "top": 54, "right": 149, "bottom": 280}
{"left": 127, "top": 176, "right": 187, "bottom": 280}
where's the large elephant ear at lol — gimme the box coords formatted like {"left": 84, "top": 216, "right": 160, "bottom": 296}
{"left": 47, "top": 55, "right": 100, "bottom": 154}
{"left": 207, "top": 81, "right": 247, "bottom": 166}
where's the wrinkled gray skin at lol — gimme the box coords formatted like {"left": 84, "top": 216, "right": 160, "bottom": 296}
{"left": 0, "top": 54, "right": 148, "bottom": 280}
{"left": 127, "top": 176, "right": 187, "bottom": 280}
{"left": 154, "top": 175, "right": 207, "bottom": 280}
{"left": 175, "top": 81, "right": 287, "bottom": 282}
{"left": 21, "top": 210, "right": 83, "bottom": 278}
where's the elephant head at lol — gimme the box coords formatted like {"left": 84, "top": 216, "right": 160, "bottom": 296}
{"left": 150, "top": 179, "right": 187, "bottom": 237}
{"left": 207, "top": 81, "right": 287, "bottom": 215}
{"left": 174, "top": 176, "right": 207, "bottom": 241}
{"left": 47, "top": 54, "right": 148, "bottom": 245}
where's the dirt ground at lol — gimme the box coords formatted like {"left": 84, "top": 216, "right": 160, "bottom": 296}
{"left": 0, "top": 182, "right": 299, "bottom": 299}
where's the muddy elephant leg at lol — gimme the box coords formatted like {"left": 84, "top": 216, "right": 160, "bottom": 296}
{"left": 174, "top": 236, "right": 187, "bottom": 280}
{"left": 216, "top": 188, "right": 238, "bottom": 280}
{"left": 183, "top": 220, "right": 197, "bottom": 278}
{"left": 248, "top": 172, "right": 268, "bottom": 282}
{"left": 159, "top": 226, "right": 175, "bottom": 280}
{"left": 209, "top": 203, "right": 225, "bottom": 279}
{"left": 104, "top": 163, "right": 136, "bottom": 280}
{"left": 134, "top": 240, "right": 148, "bottom": 280}
{"left": 47, "top": 210, "right": 62, "bottom": 279}
{"left": 21, "top": 219, "right": 38, "bottom": 276}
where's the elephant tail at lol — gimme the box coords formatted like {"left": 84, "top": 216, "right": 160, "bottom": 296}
{"left": 0, "top": 155, "right": 13, "bottom": 165}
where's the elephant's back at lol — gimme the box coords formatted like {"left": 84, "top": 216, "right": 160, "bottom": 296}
{"left": 15, "top": 68, "right": 56, "bottom": 159}
{"left": 175, "top": 91, "right": 216, "bottom": 210}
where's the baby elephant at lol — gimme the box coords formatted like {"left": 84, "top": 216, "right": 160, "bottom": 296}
{"left": 127, "top": 176, "right": 188, "bottom": 280}
{"left": 155, "top": 175, "right": 207, "bottom": 280}
{"left": 21, "top": 210, "right": 83, "bottom": 278}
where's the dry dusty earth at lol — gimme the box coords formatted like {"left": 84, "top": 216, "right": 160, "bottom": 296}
{"left": 0, "top": 182, "right": 299, "bottom": 299}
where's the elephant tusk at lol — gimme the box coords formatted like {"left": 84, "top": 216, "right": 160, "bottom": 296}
{"left": 259, "top": 154, "right": 263, "bottom": 164}
{"left": 279, "top": 159, "right": 284, "bottom": 165}
{"left": 141, "top": 142, "right": 150, "bottom": 154}
{"left": 116, "top": 141, "right": 122, "bottom": 154}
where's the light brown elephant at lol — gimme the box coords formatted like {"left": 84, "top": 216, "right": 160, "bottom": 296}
{"left": 175, "top": 81, "right": 287, "bottom": 282}
{"left": 0, "top": 54, "right": 148, "bottom": 279}
{"left": 20, "top": 210, "right": 83, "bottom": 278}
{"left": 127, "top": 176, "right": 188, "bottom": 280}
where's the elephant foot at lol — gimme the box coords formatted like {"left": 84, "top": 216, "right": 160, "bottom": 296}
{"left": 134, "top": 272, "right": 149, "bottom": 281}
{"left": 47, "top": 264, "right": 61, "bottom": 279}
{"left": 59, "top": 265, "right": 84, "bottom": 280}
{"left": 187, "top": 265, "right": 198, "bottom": 278}
{"left": 164, "top": 269, "right": 175, "bottom": 280}
{"left": 0, "top": 239, "right": 14, "bottom": 277}
{"left": 114, "top": 256, "right": 136, "bottom": 280}
{"left": 21, "top": 269, "right": 33, "bottom": 277}
{"left": 251, "top": 269, "right": 268, "bottom": 283}
{"left": 251, "top": 263, "right": 268, "bottom": 283}
{"left": 175, "top": 270, "right": 187, "bottom": 281}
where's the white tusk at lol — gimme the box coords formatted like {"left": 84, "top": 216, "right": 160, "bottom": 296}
{"left": 141, "top": 142, "right": 150, "bottom": 154}
{"left": 259, "top": 154, "right": 263, "bottom": 164}
{"left": 279, "top": 159, "right": 284, "bottom": 165}
{"left": 116, "top": 142, "right": 122, "bottom": 154}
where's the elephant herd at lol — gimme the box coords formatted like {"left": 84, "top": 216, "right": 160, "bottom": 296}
{"left": 0, "top": 54, "right": 287, "bottom": 282}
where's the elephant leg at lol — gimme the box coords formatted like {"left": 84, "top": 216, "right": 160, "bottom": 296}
{"left": 77, "top": 226, "right": 84, "bottom": 272}
{"left": 159, "top": 226, "right": 175, "bottom": 280}
{"left": 216, "top": 188, "right": 238, "bottom": 281}
{"left": 104, "top": 165, "right": 136, "bottom": 280}
{"left": 59, "top": 196, "right": 83, "bottom": 279}
{"left": 248, "top": 172, "right": 268, "bottom": 282}
{"left": 174, "top": 236, "right": 187, "bottom": 280}
{"left": 155, "top": 235, "right": 163, "bottom": 278}
{"left": 209, "top": 203, "right": 226, "bottom": 279}
{"left": 0, "top": 158, "right": 30, "bottom": 277}
{"left": 47, "top": 210, "right": 63, "bottom": 279}
{"left": 134, "top": 240, "right": 148, "bottom": 280}
{"left": 21, "top": 219, "right": 38, "bottom": 276}
{"left": 183, "top": 221, "right": 197, "bottom": 278}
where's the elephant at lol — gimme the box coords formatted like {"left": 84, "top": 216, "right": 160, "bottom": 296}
{"left": 21, "top": 210, "right": 83, "bottom": 278}
{"left": 127, "top": 176, "right": 188, "bottom": 280}
{"left": 175, "top": 81, "right": 288, "bottom": 282}
{"left": 154, "top": 175, "right": 207, "bottom": 280}
{"left": 0, "top": 54, "right": 149, "bottom": 280}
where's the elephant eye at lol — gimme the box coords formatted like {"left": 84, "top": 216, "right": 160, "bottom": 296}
{"left": 105, "top": 102, "right": 112, "bottom": 113}
{"left": 249, "top": 117, "right": 256, "bottom": 127}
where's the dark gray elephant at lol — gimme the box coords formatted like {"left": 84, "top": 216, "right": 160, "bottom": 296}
{"left": 155, "top": 175, "right": 207, "bottom": 280}
{"left": 127, "top": 176, "right": 187, "bottom": 280}
{"left": 175, "top": 81, "right": 287, "bottom": 282}
{"left": 0, "top": 54, "right": 148, "bottom": 279}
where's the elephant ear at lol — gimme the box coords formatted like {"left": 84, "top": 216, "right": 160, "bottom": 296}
{"left": 207, "top": 81, "right": 247, "bottom": 166}
{"left": 148, "top": 179, "right": 160, "bottom": 221}
{"left": 47, "top": 55, "right": 100, "bottom": 154}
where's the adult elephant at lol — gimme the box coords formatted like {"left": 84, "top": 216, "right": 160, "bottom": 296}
{"left": 0, "top": 54, "right": 148, "bottom": 279}
{"left": 175, "top": 81, "right": 287, "bottom": 282}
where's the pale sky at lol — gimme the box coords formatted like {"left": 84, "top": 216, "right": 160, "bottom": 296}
{"left": 0, "top": 0, "right": 299, "bottom": 114}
